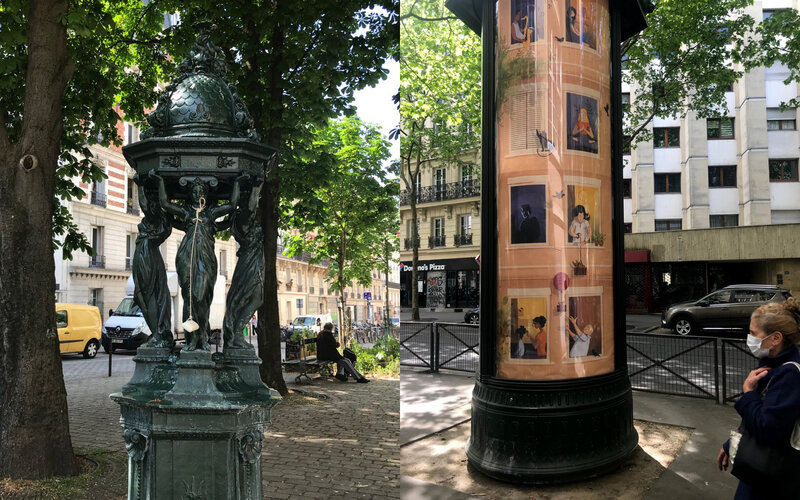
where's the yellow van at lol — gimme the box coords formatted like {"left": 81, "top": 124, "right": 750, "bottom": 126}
{"left": 55, "top": 303, "right": 102, "bottom": 358}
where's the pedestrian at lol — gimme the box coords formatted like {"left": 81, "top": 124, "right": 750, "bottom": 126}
{"left": 717, "top": 298, "right": 800, "bottom": 499}
{"left": 316, "top": 322, "right": 370, "bottom": 383}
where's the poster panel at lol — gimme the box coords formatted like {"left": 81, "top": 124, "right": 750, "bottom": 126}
{"left": 495, "top": 0, "right": 613, "bottom": 381}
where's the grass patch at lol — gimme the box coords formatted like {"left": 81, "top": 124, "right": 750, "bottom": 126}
{"left": 0, "top": 447, "right": 127, "bottom": 499}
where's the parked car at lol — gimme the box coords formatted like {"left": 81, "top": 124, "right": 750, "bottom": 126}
{"left": 661, "top": 284, "right": 791, "bottom": 336}
{"left": 290, "top": 314, "right": 332, "bottom": 336}
{"left": 464, "top": 308, "right": 479, "bottom": 324}
{"left": 56, "top": 303, "right": 102, "bottom": 358}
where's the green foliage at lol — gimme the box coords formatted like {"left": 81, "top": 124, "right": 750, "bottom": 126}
{"left": 348, "top": 335, "right": 400, "bottom": 376}
{"left": 284, "top": 116, "right": 398, "bottom": 297}
{"left": 0, "top": 0, "right": 167, "bottom": 259}
{"left": 398, "top": 0, "right": 481, "bottom": 177}
{"left": 622, "top": 0, "right": 755, "bottom": 145}
{"left": 753, "top": 8, "right": 800, "bottom": 110}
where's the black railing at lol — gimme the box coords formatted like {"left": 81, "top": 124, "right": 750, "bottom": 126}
{"left": 90, "top": 191, "right": 107, "bottom": 208}
{"left": 453, "top": 233, "right": 473, "bottom": 247}
{"left": 399, "top": 180, "right": 480, "bottom": 205}
{"left": 401, "top": 323, "right": 757, "bottom": 404}
{"left": 89, "top": 255, "right": 106, "bottom": 268}
{"left": 275, "top": 244, "right": 312, "bottom": 262}
{"left": 126, "top": 203, "right": 140, "bottom": 215}
{"left": 404, "top": 237, "right": 420, "bottom": 250}
{"left": 125, "top": 257, "right": 133, "bottom": 270}
{"left": 428, "top": 235, "right": 446, "bottom": 248}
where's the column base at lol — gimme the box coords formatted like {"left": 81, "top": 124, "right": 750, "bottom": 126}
{"left": 466, "top": 369, "right": 638, "bottom": 484}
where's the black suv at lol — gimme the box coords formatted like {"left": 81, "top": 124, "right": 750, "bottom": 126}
{"left": 661, "top": 284, "right": 791, "bottom": 336}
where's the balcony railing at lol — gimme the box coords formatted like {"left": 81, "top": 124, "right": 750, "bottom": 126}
{"left": 399, "top": 179, "right": 480, "bottom": 205}
{"left": 428, "top": 235, "right": 446, "bottom": 248}
{"left": 453, "top": 233, "right": 473, "bottom": 247}
{"left": 404, "top": 237, "right": 420, "bottom": 250}
{"left": 90, "top": 191, "right": 107, "bottom": 208}
{"left": 126, "top": 203, "right": 140, "bottom": 216}
{"left": 125, "top": 257, "right": 133, "bottom": 270}
{"left": 89, "top": 255, "right": 106, "bottom": 268}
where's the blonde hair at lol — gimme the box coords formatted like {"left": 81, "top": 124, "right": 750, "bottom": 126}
{"left": 751, "top": 297, "right": 800, "bottom": 347}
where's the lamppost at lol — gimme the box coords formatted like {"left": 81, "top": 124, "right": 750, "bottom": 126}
{"left": 111, "top": 25, "right": 279, "bottom": 499}
{"left": 445, "top": 0, "right": 647, "bottom": 484}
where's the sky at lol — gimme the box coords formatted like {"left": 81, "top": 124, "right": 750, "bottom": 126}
{"left": 353, "top": 58, "right": 400, "bottom": 161}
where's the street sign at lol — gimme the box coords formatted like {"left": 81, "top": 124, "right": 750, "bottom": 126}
{"left": 363, "top": 292, "right": 372, "bottom": 300}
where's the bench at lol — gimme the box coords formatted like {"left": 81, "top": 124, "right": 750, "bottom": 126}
{"left": 281, "top": 337, "right": 336, "bottom": 383}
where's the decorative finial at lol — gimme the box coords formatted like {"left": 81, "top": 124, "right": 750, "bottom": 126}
{"left": 177, "top": 22, "right": 227, "bottom": 79}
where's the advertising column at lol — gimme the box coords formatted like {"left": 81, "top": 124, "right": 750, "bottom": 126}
{"left": 495, "top": 0, "right": 613, "bottom": 380}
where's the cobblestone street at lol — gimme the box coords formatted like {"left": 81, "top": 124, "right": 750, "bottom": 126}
{"left": 64, "top": 372, "right": 400, "bottom": 499}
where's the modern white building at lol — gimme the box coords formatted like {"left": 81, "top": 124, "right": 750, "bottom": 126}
{"left": 623, "top": 1, "right": 800, "bottom": 311}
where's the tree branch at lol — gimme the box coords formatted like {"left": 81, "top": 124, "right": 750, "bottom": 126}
{"left": 399, "top": 13, "right": 459, "bottom": 22}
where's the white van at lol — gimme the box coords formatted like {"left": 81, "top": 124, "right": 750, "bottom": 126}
{"left": 102, "top": 272, "right": 226, "bottom": 352}
{"left": 290, "top": 313, "right": 333, "bottom": 336}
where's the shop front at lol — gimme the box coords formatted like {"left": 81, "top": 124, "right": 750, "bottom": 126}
{"left": 400, "top": 258, "right": 479, "bottom": 310}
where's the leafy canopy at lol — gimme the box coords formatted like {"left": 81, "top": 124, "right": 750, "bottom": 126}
{"left": 0, "top": 0, "right": 168, "bottom": 258}
{"left": 285, "top": 116, "right": 398, "bottom": 293}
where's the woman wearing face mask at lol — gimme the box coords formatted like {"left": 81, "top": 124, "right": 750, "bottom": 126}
{"left": 716, "top": 298, "right": 800, "bottom": 499}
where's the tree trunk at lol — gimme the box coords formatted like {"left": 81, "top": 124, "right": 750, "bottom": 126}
{"left": 0, "top": 0, "right": 77, "bottom": 479}
{"left": 410, "top": 189, "right": 420, "bottom": 321}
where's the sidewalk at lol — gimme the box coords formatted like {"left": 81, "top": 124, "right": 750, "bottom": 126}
{"left": 65, "top": 371, "right": 399, "bottom": 500}
{"left": 400, "top": 368, "right": 741, "bottom": 500}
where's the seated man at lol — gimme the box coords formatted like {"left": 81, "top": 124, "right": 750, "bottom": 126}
{"left": 316, "top": 322, "right": 370, "bottom": 383}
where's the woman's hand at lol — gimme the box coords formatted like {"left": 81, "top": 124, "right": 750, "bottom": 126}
{"left": 743, "top": 366, "right": 770, "bottom": 393}
{"left": 717, "top": 448, "right": 729, "bottom": 471}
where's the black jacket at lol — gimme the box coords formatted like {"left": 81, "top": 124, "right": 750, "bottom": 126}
{"left": 316, "top": 329, "right": 342, "bottom": 361}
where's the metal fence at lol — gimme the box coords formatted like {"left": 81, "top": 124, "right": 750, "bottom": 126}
{"left": 401, "top": 322, "right": 759, "bottom": 404}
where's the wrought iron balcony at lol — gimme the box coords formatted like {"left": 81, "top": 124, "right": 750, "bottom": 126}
{"left": 399, "top": 179, "right": 480, "bottom": 205}
{"left": 90, "top": 191, "right": 107, "bottom": 208}
{"left": 89, "top": 255, "right": 106, "bottom": 268}
{"left": 428, "top": 235, "right": 447, "bottom": 248}
{"left": 453, "top": 233, "right": 473, "bottom": 247}
{"left": 125, "top": 257, "right": 133, "bottom": 270}
{"left": 126, "top": 203, "right": 140, "bottom": 216}
{"left": 404, "top": 237, "right": 420, "bottom": 250}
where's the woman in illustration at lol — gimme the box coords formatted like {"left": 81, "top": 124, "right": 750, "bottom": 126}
{"left": 566, "top": 6, "right": 581, "bottom": 43}
{"left": 568, "top": 315, "right": 594, "bottom": 358}
{"left": 571, "top": 107, "right": 596, "bottom": 144}
{"left": 568, "top": 205, "right": 590, "bottom": 244}
{"left": 531, "top": 315, "right": 547, "bottom": 358}
{"left": 511, "top": 10, "right": 533, "bottom": 45}
{"left": 223, "top": 176, "right": 262, "bottom": 350}
{"left": 153, "top": 172, "right": 243, "bottom": 351}
{"left": 132, "top": 180, "right": 173, "bottom": 348}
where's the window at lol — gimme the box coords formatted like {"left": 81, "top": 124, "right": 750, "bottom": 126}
{"left": 654, "top": 173, "right": 681, "bottom": 193}
{"left": 124, "top": 123, "right": 139, "bottom": 145}
{"left": 621, "top": 93, "right": 630, "bottom": 112}
{"left": 709, "top": 166, "right": 736, "bottom": 187}
{"left": 769, "top": 159, "right": 798, "bottom": 182}
{"left": 90, "top": 227, "right": 104, "bottom": 268}
{"left": 710, "top": 214, "right": 738, "bottom": 228}
{"left": 767, "top": 119, "right": 796, "bottom": 131}
{"left": 434, "top": 168, "right": 446, "bottom": 200}
{"left": 125, "top": 234, "right": 134, "bottom": 270}
{"left": 707, "top": 118, "right": 734, "bottom": 139}
{"left": 461, "top": 165, "right": 474, "bottom": 183}
{"left": 623, "top": 179, "right": 631, "bottom": 198}
{"left": 655, "top": 219, "right": 682, "bottom": 231}
{"left": 433, "top": 218, "right": 444, "bottom": 238}
{"left": 219, "top": 250, "right": 227, "bottom": 277}
{"left": 653, "top": 127, "right": 680, "bottom": 147}
{"left": 457, "top": 215, "right": 471, "bottom": 236}
{"left": 623, "top": 223, "right": 632, "bottom": 233}
{"left": 509, "top": 84, "right": 548, "bottom": 151}
{"left": 56, "top": 310, "right": 68, "bottom": 328}
{"left": 622, "top": 135, "right": 631, "bottom": 155}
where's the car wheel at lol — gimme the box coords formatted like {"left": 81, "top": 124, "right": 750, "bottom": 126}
{"left": 467, "top": 314, "right": 479, "bottom": 325}
{"left": 673, "top": 316, "right": 694, "bottom": 336}
{"left": 83, "top": 339, "right": 99, "bottom": 358}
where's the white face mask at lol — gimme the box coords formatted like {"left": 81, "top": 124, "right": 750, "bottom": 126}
{"left": 747, "top": 333, "right": 774, "bottom": 358}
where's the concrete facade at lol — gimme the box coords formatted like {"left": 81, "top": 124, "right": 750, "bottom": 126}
{"left": 623, "top": 1, "right": 800, "bottom": 309}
